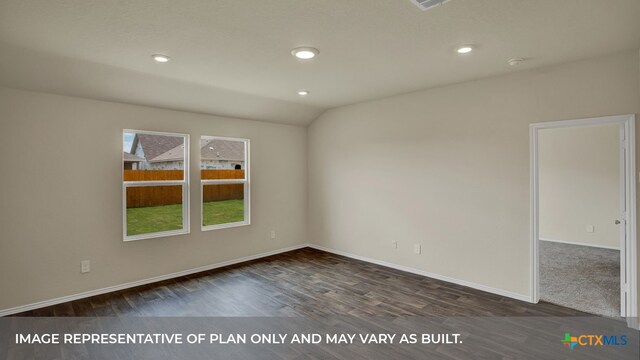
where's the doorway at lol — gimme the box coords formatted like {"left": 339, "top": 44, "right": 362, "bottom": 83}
{"left": 530, "top": 115, "right": 637, "bottom": 326}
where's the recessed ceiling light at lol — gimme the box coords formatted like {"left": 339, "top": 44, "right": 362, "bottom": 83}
{"left": 298, "top": 90, "right": 310, "bottom": 96}
{"left": 508, "top": 58, "right": 525, "bottom": 66}
{"left": 456, "top": 46, "right": 474, "bottom": 54}
{"left": 152, "top": 54, "right": 170, "bottom": 63}
{"left": 291, "top": 47, "right": 319, "bottom": 60}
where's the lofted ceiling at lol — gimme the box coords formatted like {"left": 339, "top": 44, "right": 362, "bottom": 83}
{"left": 1, "top": 0, "right": 639, "bottom": 126}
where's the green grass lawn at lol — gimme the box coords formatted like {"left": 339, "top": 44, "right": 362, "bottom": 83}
{"left": 126, "top": 200, "right": 244, "bottom": 236}
{"left": 203, "top": 199, "right": 244, "bottom": 226}
{"left": 126, "top": 204, "right": 183, "bottom": 236}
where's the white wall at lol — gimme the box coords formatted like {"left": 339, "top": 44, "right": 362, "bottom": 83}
{"left": 1, "top": 49, "right": 639, "bottom": 317}
{"left": 0, "top": 87, "right": 307, "bottom": 311}
{"left": 308, "top": 50, "right": 640, "bottom": 300}
{"left": 539, "top": 125, "right": 620, "bottom": 249}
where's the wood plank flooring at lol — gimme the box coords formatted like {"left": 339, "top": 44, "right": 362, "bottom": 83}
{"left": 12, "top": 248, "right": 589, "bottom": 318}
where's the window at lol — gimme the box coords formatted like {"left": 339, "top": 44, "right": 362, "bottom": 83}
{"left": 200, "top": 136, "right": 250, "bottom": 230}
{"left": 123, "top": 130, "right": 189, "bottom": 241}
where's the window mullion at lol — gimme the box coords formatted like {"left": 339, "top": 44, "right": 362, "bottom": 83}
{"left": 125, "top": 180, "right": 185, "bottom": 187}
{"left": 201, "top": 179, "right": 246, "bottom": 185}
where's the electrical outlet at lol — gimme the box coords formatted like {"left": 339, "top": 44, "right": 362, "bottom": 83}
{"left": 81, "top": 260, "right": 90, "bottom": 274}
{"left": 392, "top": 241, "right": 398, "bottom": 249}
{"left": 270, "top": 230, "right": 276, "bottom": 239}
{"left": 586, "top": 225, "right": 594, "bottom": 233}
{"left": 414, "top": 244, "right": 421, "bottom": 254}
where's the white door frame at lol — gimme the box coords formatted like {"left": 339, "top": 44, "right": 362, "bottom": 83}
{"left": 530, "top": 114, "right": 637, "bottom": 327}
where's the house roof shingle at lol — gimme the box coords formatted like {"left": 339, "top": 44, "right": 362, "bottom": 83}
{"left": 123, "top": 152, "right": 145, "bottom": 162}
{"left": 149, "top": 144, "right": 185, "bottom": 163}
{"left": 200, "top": 138, "right": 244, "bottom": 161}
{"left": 132, "top": 133, "right": 245, "bottom": 163}
{"left": 134, "top": 134, "right": 184, "bottom": 161}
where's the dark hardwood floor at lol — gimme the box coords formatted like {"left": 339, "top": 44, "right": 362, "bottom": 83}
{"left": 12, "top": 248, "right": 589, "bottom": 318}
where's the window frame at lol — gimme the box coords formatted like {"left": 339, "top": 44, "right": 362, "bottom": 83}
{"left": 122, "top": 129, "right": 190, "bottom": 241}
{"left": 200, "top": 135, "right": 250, "bottom": 231}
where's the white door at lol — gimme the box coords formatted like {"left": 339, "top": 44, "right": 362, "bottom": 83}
{"left": 618, "top": 123, "right": 627, "bottom": 317}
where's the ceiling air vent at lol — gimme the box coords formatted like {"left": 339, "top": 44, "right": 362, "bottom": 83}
{"left": 410, "top": 0, "right": 451, "bottom": 11}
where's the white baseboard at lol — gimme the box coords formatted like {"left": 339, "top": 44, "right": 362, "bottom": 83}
{"left": 539, "top": 238, "right": 620, "bottom": 250}
{"left": 0, "top": 244, "right": 308, "bottom": 317}
{"left": 307, "top": 244, "right": 532, "bottom": 303}
{"left": 0, "top": 242, "right": 557, "bottom": 317}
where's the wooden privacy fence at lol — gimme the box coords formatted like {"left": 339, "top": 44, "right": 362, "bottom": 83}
{"left": 125, "top": 185, "right": 183, "bottom": 208}
{"left": 124, "top": 170, "right": 245, "bottom": 208}
{"left": 124, "top": 170, "right": 184, "bottom": 181}
{"left": 201, "top": 169, "right": 244, "bottom": 180}
{"left": 202, "top": 170, "right": 244, "bottom": 204}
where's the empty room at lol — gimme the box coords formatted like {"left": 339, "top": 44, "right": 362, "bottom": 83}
{"left": 0, "top": 0, "right": 639, "bottom": 359}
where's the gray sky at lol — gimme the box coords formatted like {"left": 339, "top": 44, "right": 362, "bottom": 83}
{"left": 123, "top": 132, "right": 134, "bottom": 152}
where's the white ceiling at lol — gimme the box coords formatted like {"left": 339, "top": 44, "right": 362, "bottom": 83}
{"left": 1, "top": 0, "right": 639, "bottom": 126}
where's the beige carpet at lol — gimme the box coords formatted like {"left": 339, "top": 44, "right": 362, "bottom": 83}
{"left": 539, "top": 240, "right": 620, "bottom": 318}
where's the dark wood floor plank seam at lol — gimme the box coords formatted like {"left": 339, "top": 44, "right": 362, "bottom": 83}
{"left": 10, "top": 247, "right": 592, "bottom": 318}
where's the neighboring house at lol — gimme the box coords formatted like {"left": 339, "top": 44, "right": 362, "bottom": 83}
{"left": 123, "top": 152, "right": 145, "bottom": 170}
{"left": 200, "top": 138, "right": 245, "bottom": 169}
{"left": 126, "top": 133, "right": 245, "bottom": 170}
{"left": 129, "top": 133, "right": 184, "bottom": 170}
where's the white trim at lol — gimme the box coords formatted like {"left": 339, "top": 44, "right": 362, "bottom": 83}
{"left": 0, "top": 244, "right": 308, "bottom": 317}
{"left": 307, "top": 244, "right": 531, "bottom": 303}
{"left": 124, "top": 180, "right": 185, "bottom": 187}
{"left": 200, "top": 136, "right": 250, "bottom": 232}
{"left": 201, "top": 135, "right": 250, "bottom": 143}
{"left": 122, "top": 129, "right": 190, "bottom": 242}
{"left": 530, "top": 114, "right": 637, "bottom": 328}
{"left": 201, "top": 179, "right": 247, "bottom": 185}
{"left": 528, "top": 115, "right": 632, "bottom": 129}
{"left": 539, "top": 238, "right": 620, "bottom": 250}
{"left": 201, "top": 219, "right": 250, "bottom": 231}
{"left": 121, "top": 226, "right": 189, "bottom": 242}
{"left": 625, "top": 117, "right": 638, "bottom": 326}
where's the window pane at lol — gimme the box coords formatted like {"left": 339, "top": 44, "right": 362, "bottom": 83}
{"left": 200, "top": 137, "right": 246, "bottom": 177}
{"left": 124, "top": 131, "right": 185, "bottom": 180}
{"left": 126, "top": 186, "right": 183, "bottom": 236}
{"left": 203, "top": 184, "right": 245, "bottom": 226}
